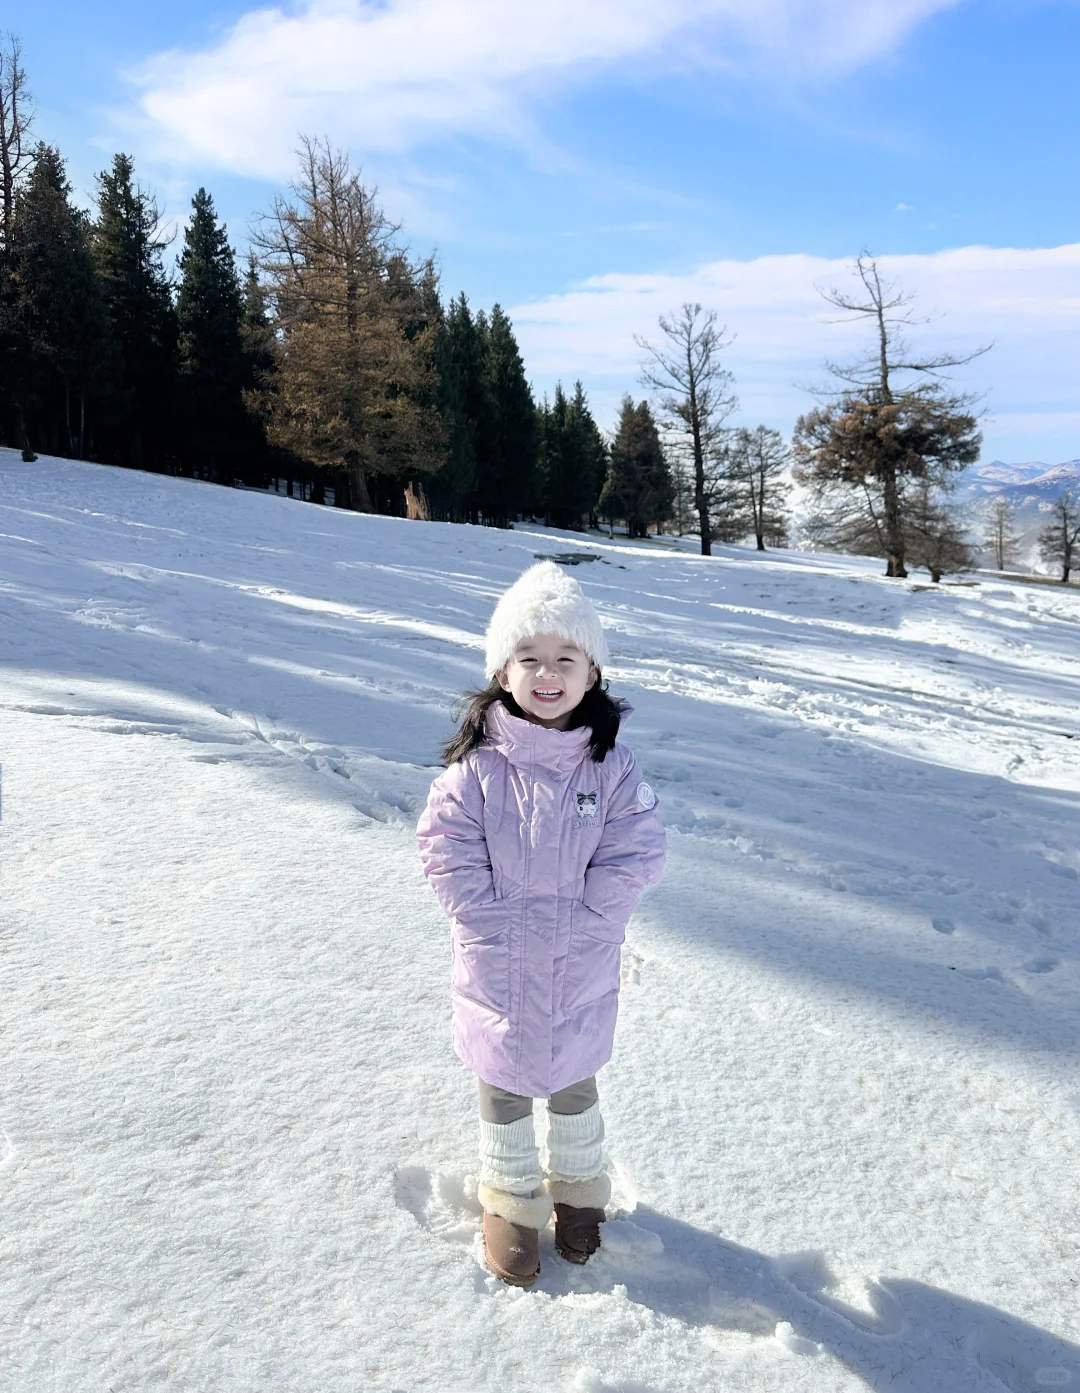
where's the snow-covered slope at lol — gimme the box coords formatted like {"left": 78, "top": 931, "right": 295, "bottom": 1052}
{"left": 2, "top": 451, "right": 1079, "bottom": 1393}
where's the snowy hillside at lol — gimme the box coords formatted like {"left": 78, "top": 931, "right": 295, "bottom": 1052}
{"left": 955, "top": 457, "right": 1080, "bottom": 571}
{"left": 2, "top": 450, "right": 1080, "bottom": 1393}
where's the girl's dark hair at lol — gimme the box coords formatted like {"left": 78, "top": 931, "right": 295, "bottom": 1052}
{"left": 442, "top": 673, "right": 629, "bottom": 767}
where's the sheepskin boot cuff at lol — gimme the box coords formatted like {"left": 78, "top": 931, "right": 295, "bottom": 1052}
{"left": 478, "top": 1181, "right": 554, "bottom": 1231}
{"left": 546, "top": 1101, "right": 605, "bottom": 1181}
{"left": 477, "top": 1115, "right": 543, "bottom": 1196}
{"left": 546, "top": 1170, "right": 612, "bottom": 1210}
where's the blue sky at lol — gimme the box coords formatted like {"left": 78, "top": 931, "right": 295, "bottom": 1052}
{"left": 17, "top": 0, "right": 1080, "bottom": 460}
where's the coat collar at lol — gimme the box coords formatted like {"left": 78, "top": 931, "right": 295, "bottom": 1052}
{"left": 484, "top": 699, "right": 592, "bottom": 772}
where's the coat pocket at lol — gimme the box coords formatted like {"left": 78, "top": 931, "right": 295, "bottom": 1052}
{"left": 451, "top": 902, "right": 510, "bottom": 1015}
{"left": 561, "top": 901, "right": 625, "bottom": 1015}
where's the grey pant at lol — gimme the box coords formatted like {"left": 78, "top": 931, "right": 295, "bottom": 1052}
{"left": 479, "top": 1075, "right": 598, "bottom": 1124}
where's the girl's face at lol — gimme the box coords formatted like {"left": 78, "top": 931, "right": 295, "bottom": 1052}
{"left": 496, "top": 633, "right": 598, "bottom": 730}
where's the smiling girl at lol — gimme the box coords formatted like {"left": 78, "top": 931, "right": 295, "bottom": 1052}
{"left": 416, "top": 561, "right": 667, "bottom": 1286}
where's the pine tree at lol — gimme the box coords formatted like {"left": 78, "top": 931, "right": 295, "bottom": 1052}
{"left": 536, "top": 380, "right": 606, "bottom": 529}
{"left": 481, "top": 304, "right": 536, "bottom": 526}
{"left": 537, "top": 384, "right": 572, "bottom": 527}
{"left": 11, "top": 144, "right": 116, "bottom": 458}
{"left": 568, "top": 381, "right": 608, "bottom": 529}
{"left": 368, "top": 250, "right": 446, "bottom": 512}
{"left": 241, "top": 251, "right": 273, "bottom": 373}
{"left": 428, "top": 292, "right": 483, "bottom": 521}
{"left": 92, "top": 152, "right": 177, "bottom": 471}
{"left": 176, "top": 187, "right": 253, "bottom": 481}
{"left": 600, "top": 397, "right": 672, "bottom": 538}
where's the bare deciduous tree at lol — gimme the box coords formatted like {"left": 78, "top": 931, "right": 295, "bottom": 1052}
{"left": 985, "top": 497, "right": 1020, "bottom": 572}
{"left": 794, "top": 252, "right": 987, "bottom": 578}
{"left": 0, "top": 32, "right": 33, "bottom": 251}
{"left": 726, "top": 425, "right": 791, "bottom": 550}
{"left": 637, "top": 303, "right": 737, "bottom": 555}
{"left": 1038, "top": 491, "right": 1080, "bottom": 583}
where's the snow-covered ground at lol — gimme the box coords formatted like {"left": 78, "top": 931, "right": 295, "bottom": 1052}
{"left": 2, "top": 448, "right": 1079, "bottom": 1393}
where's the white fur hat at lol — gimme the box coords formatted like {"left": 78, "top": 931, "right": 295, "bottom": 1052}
{"left": 485, "top": 561, "right": 609, "bottom": 675}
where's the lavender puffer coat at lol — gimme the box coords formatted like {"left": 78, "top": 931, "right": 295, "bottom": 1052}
{"left": 416, "top": 700, "right": 666, "bottom": 1097}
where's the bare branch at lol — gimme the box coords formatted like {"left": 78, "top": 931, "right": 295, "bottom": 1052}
{"left": 0, "top": 31, "right": 35, "bottom": 249}
{"left": 635, "top": 302, "right": 738, "bottom": 554}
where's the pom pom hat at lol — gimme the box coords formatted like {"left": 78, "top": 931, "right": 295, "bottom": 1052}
{"left": 485, "top": 561, "right": 609, "bottom": 676}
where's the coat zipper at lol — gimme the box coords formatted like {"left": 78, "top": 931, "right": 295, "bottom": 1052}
{"left": 514, "top": 755, "right": 534, "bottom": 1085}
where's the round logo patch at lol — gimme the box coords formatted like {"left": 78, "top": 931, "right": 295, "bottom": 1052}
{"left": 636, "top": 781, "right": 656, "bottom": 810}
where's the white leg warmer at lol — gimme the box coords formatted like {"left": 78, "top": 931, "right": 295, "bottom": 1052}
{"left": 546, "top": 1102, "right": 605, "bottom": 1183}
{"left": 477, "top": 1115, "right": 543, "bottom": 1196}
{"left": 545, "top": 1103, "right": 610, "bottom": 1208}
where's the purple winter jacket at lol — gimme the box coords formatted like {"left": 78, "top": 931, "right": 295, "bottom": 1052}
{"left": 416, "top": 699, "right": 667, "bottom": 1097}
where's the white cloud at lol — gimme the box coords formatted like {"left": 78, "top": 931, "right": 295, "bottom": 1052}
{"left": 507, "top": 244, "right": 1080, "bottom": 455}
{"left": 127, "top": 0, "right": 963, "bottom": 177}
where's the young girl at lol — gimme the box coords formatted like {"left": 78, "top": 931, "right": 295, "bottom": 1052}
{"left": 416, "top": 561, "right": 666, "bottom": 1287}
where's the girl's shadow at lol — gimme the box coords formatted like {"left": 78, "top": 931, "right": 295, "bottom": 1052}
{"left": 397, "top": 1167, "right": 1080, "bottom": 1393}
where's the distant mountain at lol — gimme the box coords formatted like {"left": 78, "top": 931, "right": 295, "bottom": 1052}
{"left": 959, "top": 458, "right": 1080, "bottom": 495}
{"left": 1026, "top": 460, "right": 1080, "bottom": 490}
{"left": 953, "top": 457, "right": 1080, "bottom": 572}
{"left": 963, "top": 459, "right": 1051, "bottom": 488}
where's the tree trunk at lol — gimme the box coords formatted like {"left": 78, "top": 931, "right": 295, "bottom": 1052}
{"left": 881, "top": 466, "right": 907, "bottom": 577}
{"left": 697, "top": 492, "right": 711, "bottom": 555}
{"left": 346, "top": 458, "right": 374, "bottom": 513}
{"left": 63, "top": 380, "right": 73, "bottom": 457}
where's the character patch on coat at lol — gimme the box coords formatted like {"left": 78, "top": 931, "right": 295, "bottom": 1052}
{"left": 636, "top": 781, "right": 656, "bottom": 809}
{"left": 574, "top": 790, "right": 598, "bottom": 818}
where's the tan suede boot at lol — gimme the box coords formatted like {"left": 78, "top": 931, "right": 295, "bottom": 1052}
{"left": 478, "top": 1183, "right": 552, "bottom": 1287}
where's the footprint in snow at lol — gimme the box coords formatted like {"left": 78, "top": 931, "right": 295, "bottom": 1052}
{"left": 951, "top": 965, "right": 1009, "bottom": 986}
{"left": 394, "top": 1165, "right": 479, "bottom": 1245}
{"left": 1021, "top": 955, "right": 1060, "bottom": 974}
{"left": 394, "top": 1163, "right": 1080, "bottom": 1392}
{"left": 621, "top": 947, "right": 645, "bottom": 987}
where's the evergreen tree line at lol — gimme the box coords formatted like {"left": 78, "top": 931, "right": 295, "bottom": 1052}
{"left": 0, "top": 42, "right": 790, "bottom": 547}
{"left": 0, "top": 118, "right": 682, "bottom": 535}
{"left": 7, "top": 38, "right": 1073, "bottom": 583}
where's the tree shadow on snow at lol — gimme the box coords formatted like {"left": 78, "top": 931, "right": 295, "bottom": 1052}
{"left": 598, "top": 1204, "right": 1080, "bottom": 1393}
{"left": 399, "top": 1167, "right": 1080, "bottom": 1393}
